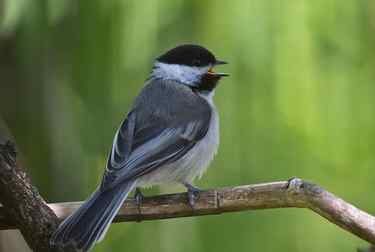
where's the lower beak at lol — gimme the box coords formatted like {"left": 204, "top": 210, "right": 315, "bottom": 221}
{"left": 208, "top": 68, "right": 229, "bottom": 78}
{"left": 209, "top": 72, "right": 230, "bottom": 77}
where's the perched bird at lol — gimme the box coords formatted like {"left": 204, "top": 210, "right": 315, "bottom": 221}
{"left": 50, "top": 44, "right": 229, "bottom": 251}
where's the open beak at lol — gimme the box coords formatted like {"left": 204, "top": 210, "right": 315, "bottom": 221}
{"left": 207, "top": 59, "right": 229, "bottom": 77}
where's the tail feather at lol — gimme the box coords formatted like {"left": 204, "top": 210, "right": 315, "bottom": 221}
{"left": 51, "top": 181, "right": 136, "bottom": 251}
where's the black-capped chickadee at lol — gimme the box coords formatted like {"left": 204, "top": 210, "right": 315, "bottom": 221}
{"left": 51, "top": 44, "right": 229, "bottom": 251}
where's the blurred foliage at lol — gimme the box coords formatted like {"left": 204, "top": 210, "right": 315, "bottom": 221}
{"left": 1, "top": 0, "right": 375, "bottom": 251}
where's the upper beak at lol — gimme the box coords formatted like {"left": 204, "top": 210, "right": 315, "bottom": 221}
{"left": 209, "top": 59, "right": 229, "bottom": 77}
{"left": 215, "top": 60, "right": 228, "bottom": 65}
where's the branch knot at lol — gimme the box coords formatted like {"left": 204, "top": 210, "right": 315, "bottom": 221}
{"left": 286, "top": 177, "right": 304, "bottom": 195}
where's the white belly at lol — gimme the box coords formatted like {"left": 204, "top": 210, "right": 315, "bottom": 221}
{"left": 137, "top": 100, "right": 219, "bottom": 187}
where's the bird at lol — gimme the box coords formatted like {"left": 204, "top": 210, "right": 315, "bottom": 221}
{"left": 50, "top": 44, "right": 229, "bottom": 251}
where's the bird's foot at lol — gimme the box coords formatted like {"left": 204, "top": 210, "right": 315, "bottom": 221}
{"left": 183, "top": 182, "right": 202, "bottom": 209}
{"left": 134, "top": 188, "right": 144, "bottom": 222}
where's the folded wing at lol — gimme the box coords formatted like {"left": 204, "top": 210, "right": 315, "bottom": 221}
{"left": 101, "top": 81, "right": 212, "bottom": 190}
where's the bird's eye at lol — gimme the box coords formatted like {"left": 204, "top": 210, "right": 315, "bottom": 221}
{"left": 192, "top": 59, "right": 201, "bottom": 66}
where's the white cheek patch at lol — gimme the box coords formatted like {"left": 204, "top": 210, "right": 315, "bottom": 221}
{"left": 152, "top": 62, "right": 209, "bottom": 86}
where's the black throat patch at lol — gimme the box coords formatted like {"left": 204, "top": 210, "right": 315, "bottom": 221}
{"left": 193, "top": 73, "right": 221, "bottom": 92}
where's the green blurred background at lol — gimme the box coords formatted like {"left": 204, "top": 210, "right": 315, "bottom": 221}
{"left": 1, "top": 0, "right": 375, "bottom": 251}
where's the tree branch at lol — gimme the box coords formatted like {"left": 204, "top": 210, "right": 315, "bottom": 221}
{"left": 0, "top": 141, "right": 374, "bottom": 250}
{"left": 0, "top": 142, "right": 66, "bottom": 252}
{"left": 50, "top": 179, "right": 375, "bottom": 244}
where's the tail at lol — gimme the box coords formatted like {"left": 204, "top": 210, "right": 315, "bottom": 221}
{"left": 50, "top": 181, "right": 136, "bottom": 251}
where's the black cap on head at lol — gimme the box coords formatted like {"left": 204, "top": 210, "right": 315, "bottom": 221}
{"left": 156, "top": 44, "right": 218, "bottom": 67}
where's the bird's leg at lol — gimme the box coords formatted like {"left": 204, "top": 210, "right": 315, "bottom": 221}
{"left": 134, "top": 188, "right": 144, "bottom": 222}
{"left": 183, "top": 182, "right": 202, "bottom": 208}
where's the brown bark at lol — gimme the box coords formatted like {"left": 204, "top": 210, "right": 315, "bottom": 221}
{"left": 43, "top": 179, "right": 375, "bottom": 244}
{"left": 0, "top": 142, "right": 63, "bottom": 252}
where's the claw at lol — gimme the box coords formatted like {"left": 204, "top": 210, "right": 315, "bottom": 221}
{"left": 183, "top": 183, "right": 202, "bottom": 208}
{"left": 134, "top": 188, "right": 144, "bottom": 222}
